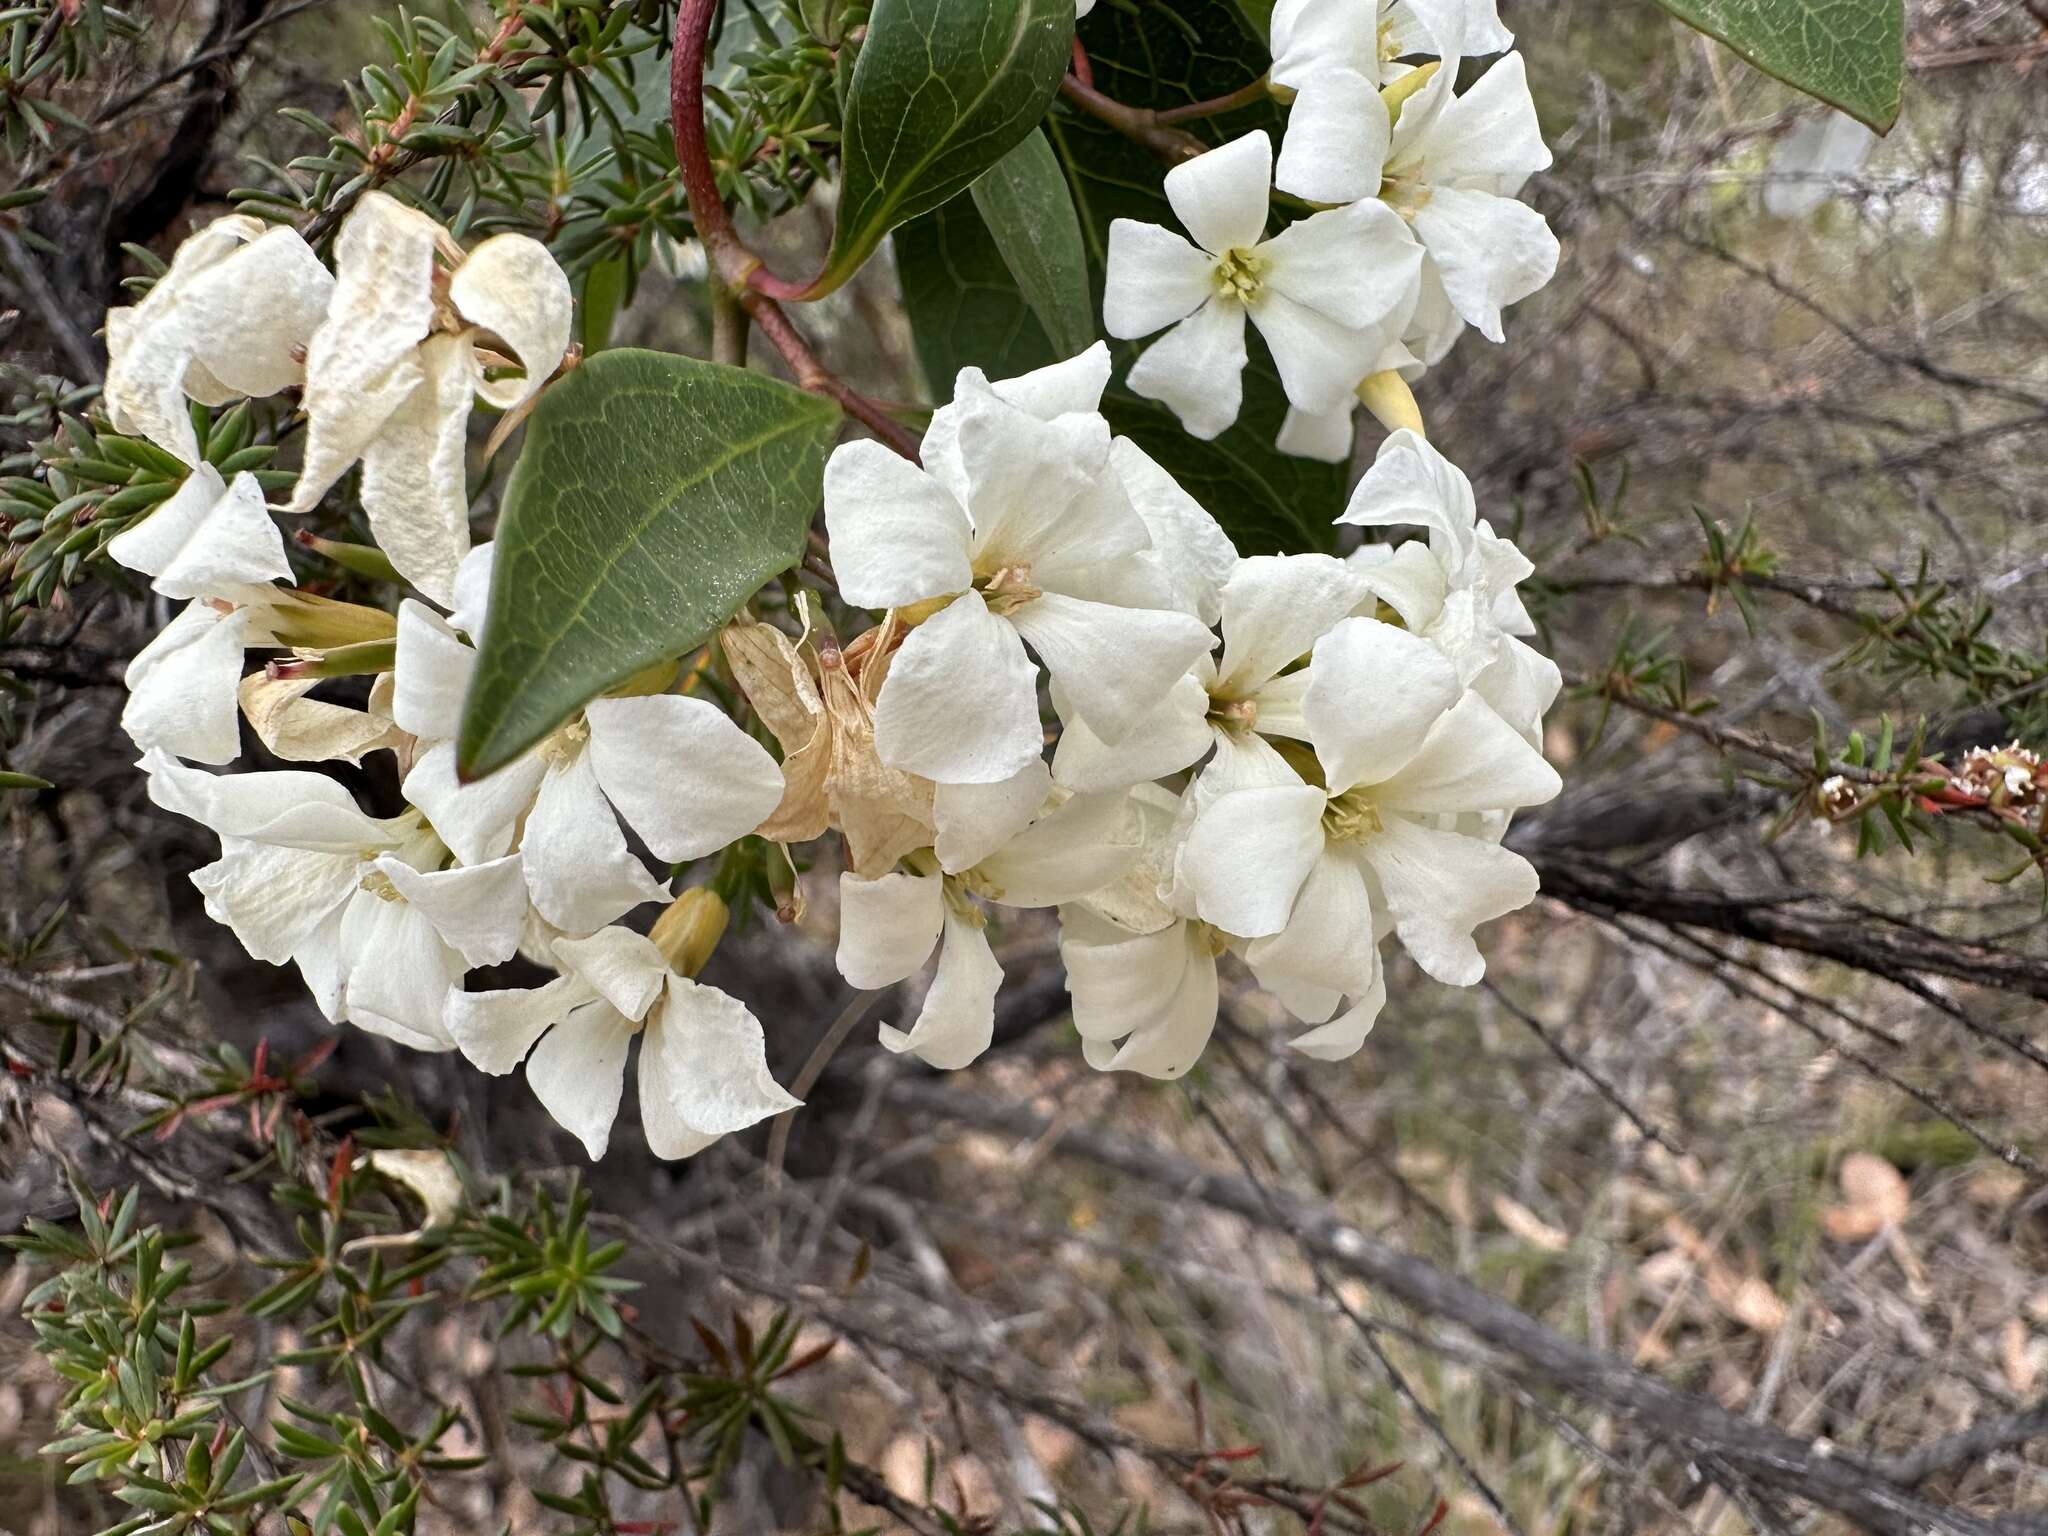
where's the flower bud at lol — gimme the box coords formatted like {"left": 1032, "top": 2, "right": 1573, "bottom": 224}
{"left": 1356, "top": 371, "right": 1424, "bottom": 437}
{"left": 650, "top": 888, "right": 729, "bottom": 978}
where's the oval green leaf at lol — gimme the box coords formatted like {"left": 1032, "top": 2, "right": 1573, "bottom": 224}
{"left": 1649, "top": 0, "right": 1902, "bottom": 132}
{"left": 809, "top": 0, "right": 1074, "bottom": 299}
{"left": 457, "top": 350, "right": 841, "bottom": 780}
{"left": 969, "top": 129, "right": 1095, "bottom": 361}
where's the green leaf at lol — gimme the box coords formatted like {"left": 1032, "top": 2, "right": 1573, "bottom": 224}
{"left": 812, "top": 0, "right": 1074, "bottom": 298}
{"left": 969, "top": 129, "right": 1094, "bottom": 360}
{"left": 895, "top": 193, "right": 1066, "bottom": 391}
{"left": 457, "top": 350, "right": 841, "bottom": 779}
{"left": 1648, "top": 0, "right": 1903, "bottom": 131}
{"left": 0, "top": 770, "right": 53, "bottom": 791}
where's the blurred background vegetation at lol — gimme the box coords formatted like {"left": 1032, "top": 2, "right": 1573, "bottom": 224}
{"left": 4, "top": 1, "right": 2048, "bottom": 1533}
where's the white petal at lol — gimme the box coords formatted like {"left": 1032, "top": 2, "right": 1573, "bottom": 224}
{"left": 639, "top": 977, "right": 800, "bottom": 1154}
{"left": 878, "top": 908, "right": 1002, "bottom": 1070}
{"left": 1340, "top": 427, "right": 1476, "bottom": 546}
{"left": 1273, "top": 68, "right": 1389, "bottom": 205}
{"left": 1108, "top": 438, "right": 1239, "bottom": 625}
{"left": 1349, "top": 539, "right": 1449, "bottom": 630}
{"left": 1363, "top": 814, "right": 1537, "bottom": 985}
{"left": 946, "top": 386, "right": 1116, "bottom": 567}
{"left": 107, "top": 466, "right": 291, "bottom": 601}
{"left": 975, "top": 790, "right": 1141, "bottom": 907}
{"left": 836, "top": 870, "right": 944, "bottom": 989}
{"left": 1009, "top": 593, "right": 1215, "bottom": 747}
{"left": 1304, "top": 616, "right": 1460, "bottom": 792}
{"left": 337, "top": 894, "right": 461, "bottom": 1050}
{"left": 123, "top": 603, "right": 250, "bottom": 764}
{"left": 1472, "top": 634, "right": 1561, "bottom": 748}
{"left": 1102, "top": 220, "right": 1214, "bottom": 339}
{"left": 1390, "top": 0, "right": 1512, "bottom": 57}
{"left": 1289, "top": 957, "right": 1387, "bottom": 1061}
{"left": 291, "top": 191, "right": 441, "bottom": 509}
{"left": 1269, "top": 0, "right": 1376, "bottom": 89}
{"left": 143, "top": 749, "right": 393, "bottom": 852}
{"left": 375, "top": 850, "right": 528, "bottom": 968}
{"left": 1052, "top": 672, "right": 1213, "bottom": 793}
{"left": 933, "top": 757, "right": 1052, "bottom": 873}
{"left": 551, "top": 926, "right": 671, "bottom": 1020}
{"left": 1249, "top": 292, "right": 1389, "bottom": 415}
{"left": 401, "top": 740, "right": 545, "bottom": 866}
{"left": 987, "top": 342, "right": 1113, "bottom": 419}
{"left": 1061, "top": 909, "right": 1218, "bottom": 1080}
{"left": 823, "top": 441, "right": 975, "bottom": 609}
{"left": 1372, "top": 690, "right": 1561, "bottom": 812}
{"left": 447, "top": 233, "right": 572, "bottom": 410}
{"left": 1262, "top": 199, "right": 1422, "bottom": 335}
{"left": 1126, "top": 301, "right": 1247, "bottom": 441}
{"left": 238, "top": 674, "right": 403, "bottom": 766}
{"left": 183, "top": 227, "right": 337, "bottom": 400}
{"left": 873, "top": 592, "right": 1043, "bottom": 784}
{"left": 447, "top": 974, "right": 583, "bottom": 1074}
{"left": 1215, "top": 553, "right": 1372, "bottom": 696}
{"left": 1276, "top": 402, "right": 1356, "bottom": 464}
{"left": 528, "top": 1001, "right": 633, "bottom": 1159}
{"left": 520, "top": 750, "right": 670, "bottom": 933}
{"left": 1242, "top": 846, "right": 1377, "bottom": 997}
{"left": 1405, "top": 51, "right": 1550, "bottom": 187}
{"left": 1165, "top": 131, "right": 1273, "bottom": 254}
{"left": 1178, "top": 783, "right": 1327, "bottom": 937}
{"left": 293, "top": 907, "right": 348, "bottom": 1020}
{"left": 392, "top": 599, "right": 476, "bottom": 741}
{"left": 190, "top": 838, "right": 360, "bottom": 964}
{"left": 356, "top": 332, "right": 476, "bottom": 604}
{"left": 586, "top": 694, "right": 786, "bottom": 862}
{"left": 1410, "top": 187, "right": 1558, "bottom": 343}
{"left": 451, "top": 541, "right": 497, "bottom": 641}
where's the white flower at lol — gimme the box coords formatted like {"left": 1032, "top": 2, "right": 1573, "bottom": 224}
{"left": 822, "top": 344, "right": 1218, "bottom": 784}
{"left": 1374, "top": 53, "right": 1556, "bottom": 343}
{"left": 835, "top": 785, "right": 1141, "bottom": 1070}
{"left": 1339, "top": 429, "right": 1558, "bottom": 746}
{"left": 105, "top": 464, "right": 291, "bottom": 602}
{"left": 447, "top": 925, "right": 799, "bottom": 1161}
{"left": 1102, "top": 131, "right": 1421, "bottom": 439}
{"left": 1076, "top": 0, "right": 1094, "bottom": 13}
{"left": 1175, "top": 617, "right": 1559, "bottom": 990}
{"left": 104, "top": 217, "right": 334, "bottom": 466}
{"left": 122, "top": 599, "right": 267, "bottom": 766}
{"left": 1053, "top": 552, "right": 1372, "bottom": 795}
{"left": 1273, "top": 266, "right": 1462, "bottom": 462}
{"left": 286, "top": 192, "right": 572, "bottom": 604}
{"left": 393, "top": 556, "right": 785, "bottom": 934}
{"left": 1270, "top": 0, "right": 1510, "bottom": 96}
{"left": 141, "top": 750, "right": 528, "bottom": 1050}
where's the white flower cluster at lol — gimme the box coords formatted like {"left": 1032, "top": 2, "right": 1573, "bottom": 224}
{"left": 1104, "top": 0, "right": 1557, "bottom": 459}
{"left": 819, "top": 345, "right": 1561, "bottom": 1074}
{"left": 101, "top": 48, "right": 1563, "bottom": 1162}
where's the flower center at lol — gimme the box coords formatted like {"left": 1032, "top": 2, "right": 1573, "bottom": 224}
{"left": 1322, "top": 787, "right": 1384, "bottom": 843}
{"left": 976, "top": 563, "right": 1043, "bottom": 617}
{"left": 943, "top": 874, "right": 994, "bottom": 925}
{"left": 1207, "top": 695, "right": 1259, "bottom": 736}
{"left": 537, "top": 715, "right": 591, "bottom": 768}
{"left": 357, "top": 868, "right": 404, "bottom": 903}
{"left": 1212, "top": 247, "right": 1267, "bottom": 305}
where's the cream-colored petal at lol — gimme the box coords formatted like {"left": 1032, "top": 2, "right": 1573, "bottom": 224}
{"left": 291, "top": 191, "right": 442, "bottom": 510}
{"left": 239, "top": 673, "right": 405, "bottom": 765}
{"left": 447, "top": 233, "right": 573, "bottom": 410}
{"left": 357, "top": 332, "right": 476, "bottom": 605}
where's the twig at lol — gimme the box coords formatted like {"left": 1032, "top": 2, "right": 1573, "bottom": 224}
{"left": 667, "top": 0, "right": 923, "bottom": 461}
{"left": 0, "top": 228, "right": 103, "bottom": 382}
{"left": 1479, "top": 979, "right": 1683, "bottom": 1156}
{"left": 877, "top": 1078, "right": 2006, "bottom": 1536}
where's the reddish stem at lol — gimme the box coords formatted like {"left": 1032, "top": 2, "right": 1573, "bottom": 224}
{"left": 669, "top": 0, "right": 921, "bottom": 461}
